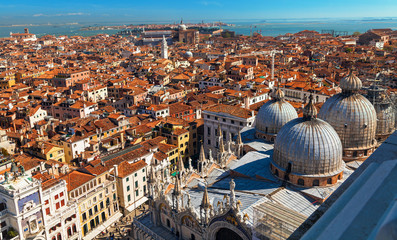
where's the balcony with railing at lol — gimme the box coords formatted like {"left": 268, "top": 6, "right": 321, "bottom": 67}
{"left": 75, "top": 178, "right": 115, "bottom": 203}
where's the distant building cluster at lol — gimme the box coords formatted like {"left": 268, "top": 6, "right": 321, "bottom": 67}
{"left": 0, "top": 26, "right": 395, "bottom": 240}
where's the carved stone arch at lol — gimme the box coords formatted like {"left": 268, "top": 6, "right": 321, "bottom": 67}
{"left": 205, "top": 221, "right": 250, "bottom": 240}
{"left": 157, "top": 200, "right": 171, "bottom": 213}
{"left": 32, "top": 236, "right": 46, "bottom": 240}
{"left": 179, "top": 213, "right": 203, "bottom": 234}
{"left": 157, "top": 201, "right": 172, "bottom": 227}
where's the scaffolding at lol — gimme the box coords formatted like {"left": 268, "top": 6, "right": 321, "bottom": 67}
{"left": 253, "top": 201, "right": 307, "bottom": 240}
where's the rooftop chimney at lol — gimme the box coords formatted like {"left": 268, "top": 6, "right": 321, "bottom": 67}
{"left": 24, "top": 28, "right": 29, "bottom": 34}
{"left": 113, "top": 165, "right": 118, "bottom": 177}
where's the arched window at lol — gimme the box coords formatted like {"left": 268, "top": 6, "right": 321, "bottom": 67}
{"left": 327, "top": 178, "right": 332, "bottom": 184}
{"left": 83, "top": 224, "right": 88, "bottom": 235}
{"left": 313, "top": 179, "right": 319, "bottom": 186}
{"left": 0, "top": 202, "right": 6, "bottom": 211}
{"left": 287, "top": 162, "right": 292, "bottom": 173}
{"left": 72, "top": 224, "right": 77, "bottom": 233}
{"left": 275, "top": 169, "right": 279, "bottom": 177}
{"left": 167, "top": 219, "right": 170, "bottom": 228}
{"left": 297, "top": 179, "right": 304, "bottom": 186}
{"left": 191, "top": 234, "right": 196, "bottom": 240}
{"left": 67, "top": 227, "right": 72, "bottom": 236}
{"left": 285, "top": 175, "right": 290, "bottom": 181}
{"left": 338, "top": 174, "right": 342, "bottom": 180}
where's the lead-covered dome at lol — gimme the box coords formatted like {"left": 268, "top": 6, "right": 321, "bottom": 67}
{"left": 318, "top": 70, "right": 377, "bottom": 162}
{"left": 256, "top": 88, "right": 298, "bottom": 142}
{"left": 271, "top": 96, "right": 344, "bottom": 187}
{"left": 365, "top": 85, "right": 396, "bottom": 144}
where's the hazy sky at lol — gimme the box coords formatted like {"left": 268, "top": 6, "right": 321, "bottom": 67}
{"left": 1, "top": 0, "right": 397, "bottom": 24}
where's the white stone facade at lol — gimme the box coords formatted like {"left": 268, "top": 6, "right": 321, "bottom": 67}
{"left": 42, "top": 180, "right": 81, "bottom": 240}
{"left": 203, "top": 110, "right": 255, "bottom": 154}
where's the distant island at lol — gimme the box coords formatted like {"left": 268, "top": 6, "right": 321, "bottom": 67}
{"left": 80, "top": 21, "right": 234, "bottom": 31}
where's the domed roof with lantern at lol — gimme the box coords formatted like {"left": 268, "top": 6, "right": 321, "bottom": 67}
{"left": 318, "top": 69, "right": 377, "bottom": 159}
{"left": 255, "top": 87, "right": 298, "bottom": 140}
{"left": 272, "top": 95, "right": 345, "bottom": 181}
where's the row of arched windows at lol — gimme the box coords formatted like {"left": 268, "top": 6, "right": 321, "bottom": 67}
{"left": 274, "top": 168, "right": 341, "bottom": 186}
{"left": 51, "top": 224, "right": 77, "bottom": 240}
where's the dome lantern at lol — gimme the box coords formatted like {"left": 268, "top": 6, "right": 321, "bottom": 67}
{"left": 271, "top": 100, "right": 345, "bottom": 187}
{"left": 273, "top": 87, "right": 285, "bottom": 101}
{"left": 303, "top": 94, "right": 318, "bottom": 120}
{"left": 255, "top": 88, "right": 298, "bottom": 142}
{"left": 319, "top": 70, "right": 377, "bottom": 162}
{"left": 340, "top": 69, "right": 362, "bottom": 93}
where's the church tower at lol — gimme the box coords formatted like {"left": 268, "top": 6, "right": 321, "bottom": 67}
{"left": 161, "top": 35, "right": 168, "bottom": 59}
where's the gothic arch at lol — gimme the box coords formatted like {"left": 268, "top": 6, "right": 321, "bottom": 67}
{"left": 157, "top": 201, "right": 170, "bottom": 213}
{"left": 205, "top": 221, "right": 250, "bottom": 240}
{"left": 32, "top": 236, "right": 46, "bottom": 240}
{"left": 180, "top": 214, "right": 202, "bottom": 233}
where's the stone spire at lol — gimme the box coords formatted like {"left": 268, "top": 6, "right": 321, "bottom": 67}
{"left": 217, "top": 124, "right": 222, "bottom": 137}
{"left": 161, "top": 35, "right": 168, "bottom": 59}
{"left": 198, "top": 143, "right": 207, "bottom": 176}
{"left": 177, "top": 155, "right": 185, "bottom": 175}
{"left": 148, "top": 165, "right": 159, "bottom": 202}
{"left": 173, "top": 175, "right": 181, "bottom": 196}
{"left": 200, "top": 187, "right": 211, "bottom": 209}
{"left": 172, "top": 175, "right": 182, "bottom": 211}
{"left": 219, "top": 137, "right": 225, "bottom": 153}
{"left": 199, "top": 143, "right": 206, "bottom": 163}
{"left": 148, "top": 165, "right": 156, "bottom": 184}
{"left": 303, "top": 94, "right": 318, "bottom": 120}
{"left": 200, "top": 186, "right": 212, "bottom": 225}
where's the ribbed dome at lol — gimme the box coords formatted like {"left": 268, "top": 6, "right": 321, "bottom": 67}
{"left": 319, "top": 93, "right": 377, "bottom": 151}
{"left": 340, "top": 70, "right": 362, "bottom": 92}
{"left": 375, "top": 103, "right": 396, "bottom": 136}
{"left": 256, "top": 89, "right": 298, "bottom": 136}
{"left": 273, "top": 112, "right": 344, "bottom": 177}
{"left": 365, "top": 86, "right": 396, "bottom": 138}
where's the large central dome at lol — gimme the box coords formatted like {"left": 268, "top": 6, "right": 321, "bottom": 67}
{"left": 318, "top": 70, "right": 377, "bottom": 162}
{"left": 256, "top": 88, "right": 298, "bottom": 142}
{"left": 271, "top": 96, "right": 345, "bottom": 187}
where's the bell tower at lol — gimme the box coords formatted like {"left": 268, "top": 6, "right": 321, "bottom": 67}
{"left": 161, "top": 35, "right": 168, "bottom": 59}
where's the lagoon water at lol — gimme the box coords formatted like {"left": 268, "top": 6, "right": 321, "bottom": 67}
{"left": 224, "top": 19, "right": 397, "bottom": 36}
{"left": 1, "top": 19, "right": 397, "bottom": 38}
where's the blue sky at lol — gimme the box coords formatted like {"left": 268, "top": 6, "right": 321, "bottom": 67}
{"left": 1, "top": 0, "right": 397, "bottom": 24}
